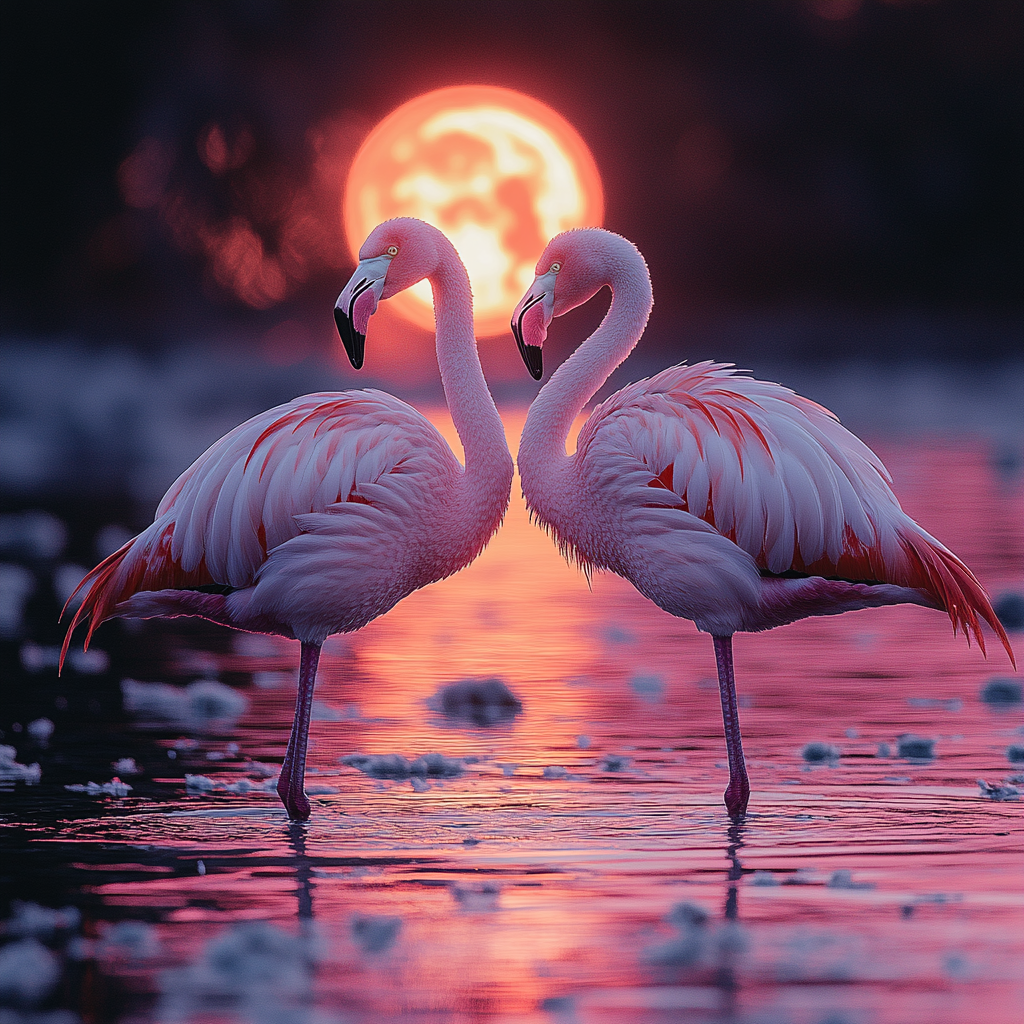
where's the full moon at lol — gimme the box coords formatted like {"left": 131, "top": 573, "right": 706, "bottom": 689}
{"left": 344, "top": 85, "right": 604, "bottom": 337}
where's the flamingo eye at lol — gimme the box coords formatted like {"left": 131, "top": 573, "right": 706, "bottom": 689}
{"left": 550, "top": 261, "right": 561, "bottom": 273}
{"left": 386, "top": 245, "right": 399, "bottom": 257}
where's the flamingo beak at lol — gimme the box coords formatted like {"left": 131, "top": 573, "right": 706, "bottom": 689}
{"left": 511, "top": 271, "right": 556, "bottom": 381}
{"left": 334, "top": 254, "right": 392, "bottom": 369}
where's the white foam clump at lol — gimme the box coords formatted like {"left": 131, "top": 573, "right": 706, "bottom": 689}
{"left": 97, "top": 920, "right": 161, "bottom": 959}
{"left": 23, "top": 639, "right": 108, "bottom": 673}
{"left": 0, "top": 511, "right": 67, "bottom": 560}
{"left": 0, "top": 563, "right": 35, "bottom": 640}
{"left": 68, "top": 647, "right": 110, "bottom": 674}
{"left": 64, "top": 778, "right": 132, "bottom": 797}
{"left": 0, "top": 938, "right": 61, "bottom": 1007}
{"left": 158, "top": 921, "right": 325, "bottom": 1019}
{"left": 53, "top": 563, "right": 89, "bottom": 608}
{"left": 27, "top": 717, "right": 55, "bottom": 743}
{"left": 121, "top": 678, "right": 248, "bottom": 730}
{"left": 977, "top": 779, "right": 1020, "bottom": 801}
{"left": 351, "top": 915, "right": 401, "bottom": 953}
{"left": 112, "top": 757, "right": 141, "bottom": 775}
{"left": 185, "top": 774, "right": 278, "bottom": 796}
{"left": 4, "top": 901, "right": 81, "bottom": 938}
{"left": 19, "top": 642, "right": 61, "bottom": 672}
{"left": 0, "top": 745, "right": 41, "bottom": 784}
{"left": 340, "top": 752, "right": 466, "bottom": 780}
{"left": 646, "top": 901, "right": 748, "bottom": 970}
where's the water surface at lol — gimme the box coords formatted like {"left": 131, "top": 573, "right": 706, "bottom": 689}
{"left": 2, "top": 411, "right": 1022, "bottom": 1023}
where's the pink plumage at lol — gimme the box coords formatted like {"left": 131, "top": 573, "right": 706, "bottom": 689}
{"left": 63, "top": 219, "right": 514, "bottom": 820}
{"left": 512, "top": 227, "right": 1013, "bottom": 818}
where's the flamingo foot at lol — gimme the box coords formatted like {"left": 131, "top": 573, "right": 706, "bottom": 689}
{"left": 276, "top": 641, "right": 321, "bottom": 822}
{"left": 713, "top": 634, "right": 751, "bottom": 818}
{"left": 724, "top": 776, "right": 750, "bottom": 818}
{"left": 277, "top": 767, "right": 311, "bottom": 821}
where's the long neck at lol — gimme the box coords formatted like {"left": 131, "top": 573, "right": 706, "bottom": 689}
{"left": 428, "top": 242, "right": 511, "bottom": 500}
{"left": 521, "top": 255, "right": 653, "bottom": 469}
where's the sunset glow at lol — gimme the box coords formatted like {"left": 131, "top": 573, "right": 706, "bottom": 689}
{"left": 344, "top": 86, "right": 603, "bottom": 337}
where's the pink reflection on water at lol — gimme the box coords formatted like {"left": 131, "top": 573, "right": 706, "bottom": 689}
{"left": 25, "top": 414, "right": 1024, "bottom": 1022}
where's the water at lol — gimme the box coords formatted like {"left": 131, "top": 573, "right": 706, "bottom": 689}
{"left": 2, "top": 410, "right": 1022, "bottom": 1023}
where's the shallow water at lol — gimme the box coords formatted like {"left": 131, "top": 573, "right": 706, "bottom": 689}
{"left": 2, "top": 410, "right": 1023, "bottom": 1024}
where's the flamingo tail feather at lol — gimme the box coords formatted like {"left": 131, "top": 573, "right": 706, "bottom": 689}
{"left": 899, "top": 529, "right": 1015, "bottom": 668}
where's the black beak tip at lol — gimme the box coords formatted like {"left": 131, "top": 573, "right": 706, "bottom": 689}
{"left": 334, "top": 307, "right": 365, "bottom": 370}
{"left": 524, "top": 345, "right": 543, "bottom": 381}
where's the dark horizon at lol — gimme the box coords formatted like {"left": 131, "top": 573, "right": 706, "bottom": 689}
{"left": 1, "top": 0, "right": 1021, "bottom": 360}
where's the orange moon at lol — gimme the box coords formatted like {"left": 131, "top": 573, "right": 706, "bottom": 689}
{"left": 343, "top": 85, "right": 604, "bottom": 337}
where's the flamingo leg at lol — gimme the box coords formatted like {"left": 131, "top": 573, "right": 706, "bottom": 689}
{"left": 713, "top": 635, "right": 750, "bottom": 817}
{"left": 277, "top": 641, "right": 321, "bottom": 821}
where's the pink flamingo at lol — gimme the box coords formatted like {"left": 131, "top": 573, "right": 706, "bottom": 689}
{"left": 511, "top": 228, "right": 1014, "bottom": 817}
{"left": 62, "top": 218, "right": 514, "bottom": 820}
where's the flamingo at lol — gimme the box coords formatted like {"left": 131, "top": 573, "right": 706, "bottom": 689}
{"left": 511, "top": 228, "right": 1014, "bottom": 818}
{"left": 62, "top": 217, "right": 514, "bottom": 820}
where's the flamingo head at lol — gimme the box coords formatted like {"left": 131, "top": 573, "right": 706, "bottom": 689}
{"left": 335, "top": 218, "right": 439, "bottom": 369}
{"left": 511, "top": 229, "right": 611, "bottom": 381}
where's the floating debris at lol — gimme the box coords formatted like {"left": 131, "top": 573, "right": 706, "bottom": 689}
{"left": 977, "top": 779, "right": 1020, "bottom": 801}
{"left": 802, "top": 742, "right": 840, "bottom": 764}
{"left": 97, "top": 920, "right": 161, "bottom": 960}
{"left": 52, "top": 562, "right": 88, "bottom": 608}
{"left": 19, "top": 642, "right": 60, "bottom": 673}
{"left": 0, "top": 745, "right": 41, "bottom": 784}
{"left": 827, "top": 869, "right": 875, "bottom": 890}
{"left": 0, "top": 563, "right": 35, "bottom": 640}
{"left": 749, "top": 870, "right": 779, "bottom": 886}
{"left": 310, "top": 700, "right": 349, "bottom": 721}
{"left": 576, "top": 735, "right": 591, "bottom": 749}
{"left": 629, "top": 673, "right": 665, "bottom": 701}
{"left": 158, "top": 921, "right": 325, "bottom": 1019}
{"left": 993, "top": 591, "right": 1024, "bottom": 631}
{"left": 0, "top": 938, "right": 61, "bottom": 1008}
{"left": 64, "top": 778, "right": 131, "bottom": 797}
{"left": 3, "top": 901, "right": 81, "bottom": 939}
{"left": 907, "top": 697, "right": 962, "bottom": 711}
{"left": 352, "top": 915, "right": 401, "bottom": 953}
{"left": 784, "top": 868, "right": 823, "bottom": 886}
{"left": 542, "top": 765, "right": 570, "bottom": 779}
{"left": 452, "top": 882, "right": 501, "bottom": 912}
{"left": 67, "top": 647, "right": 109, "bottom": 674}
{"left": 603, "top": 626, "right": 636, "bottom": 645}
{"left": 897, "top": 735, "right": 935, "bottom": 760}
{"left": 184, "top": 774, "right": 277, "bottom": 796}
{"left": 876, "top": 742, "right": 892, "bottom": 758}
{"left": 646, "top": 902, "right": 710, "bottom": 967}
{"left": 340, "top": 752, "right": 465, "bottom": 779}
{"left": 26, "top": 717, "right": 54, "bottom": 743}
{"left": 121, "top": 678, "right": 248, "bottom": 730}
{"left": 980, "top": 677, "right": 1023, "bottom": 706}
{"left": 0, "top": 510, "right": 67, "bottom": 560}
{"left": 1007, "top": 745, "right": 1024, "bottom": 764}
{"left": 184, "top": 774, "right": 217, "bottom": 792}
{"left": 429, "top": 677, "right": 522, "bottom": 726}
{"left": 600, "top": 754, "right": 631, "bottom": 772}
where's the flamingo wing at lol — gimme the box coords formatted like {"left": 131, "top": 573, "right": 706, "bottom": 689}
{"left": 63, "top": 390, "right": 457, "bottom": 658}
{"left": 576, "top": 361, "right": 1011, "bottom": 657}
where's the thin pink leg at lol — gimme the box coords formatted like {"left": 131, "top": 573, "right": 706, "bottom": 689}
{"left": 713, "top": 635, "right": 750, "bottom": 817}
{"left": 277, "top": 641, "right": 321, "bottom": 821}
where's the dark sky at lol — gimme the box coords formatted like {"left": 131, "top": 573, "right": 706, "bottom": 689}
{"left": 2, "top": 0, "right": 1021, "bottom": 358}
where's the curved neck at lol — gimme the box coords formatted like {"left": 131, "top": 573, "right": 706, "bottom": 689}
{"left": 521, "top": 256, "right": 653, "bottom": 465}
{"left": 428, "top": 241, "right": 510, "bottom": 486}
